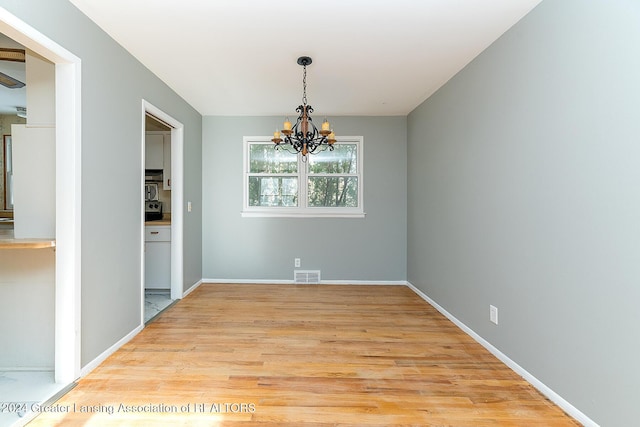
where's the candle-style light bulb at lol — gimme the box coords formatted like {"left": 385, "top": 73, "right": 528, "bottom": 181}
{"left": 283, "top": 117, "right": 292, "bottom": 131}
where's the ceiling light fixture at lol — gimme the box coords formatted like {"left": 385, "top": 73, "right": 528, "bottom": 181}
{"left": 271, "top": 56, "right": 335, "bottom": 160}
{"left": 0, "top": 71, "right": 25, "bottom": 89}
{"left": 0, "top": 48, "right": 26, "bottom": 89}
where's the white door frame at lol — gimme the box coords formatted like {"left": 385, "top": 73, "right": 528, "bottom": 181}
{"left": 0, "top": 8, "right": 82, "bottom": 383}
{"left": 141, "top": 100, "right": 184, "bottom": 323}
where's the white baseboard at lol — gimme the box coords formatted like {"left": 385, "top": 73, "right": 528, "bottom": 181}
{"left": 318, "top": 280, "right": 406, "bottom": 285}
{"left": 80, "top": 324, "right": 143, "bottom": 378}
{"left": 201, "top": 278, "right": 286, "bottom": 284}
{"left": 182, "top": 279, "right": 203, "bottom": 298}
{"left": 405, "top": 282, "right": 598, "bottom": 427}
{"left": 79, "top": 277, "right": 203, "bottom": 379}
{"left": 201, "top": 278, "right": 407, "bottom": 286}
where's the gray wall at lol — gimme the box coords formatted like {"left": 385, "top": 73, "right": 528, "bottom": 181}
{"left": 1, "top": 0, "right": 203, "bottom": 367}
{"left": 202, "top": 116, "right": 406, "bottom": 282}
{"left": 407, "top": 1, "right": 640, "bottom": 425}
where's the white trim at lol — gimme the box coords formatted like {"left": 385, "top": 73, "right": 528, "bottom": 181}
{"left": 80, "top": 325, "right": 143, "bottom": 377}
{"left": 140, "top": 110, "right": 147, "bottom": 325}
{"left": 405, "top": 281, "right": 598, "bottom": 427}
{"left": 317, "top": 280, "right": 406, "bottom": 285}
{"left": 54, "top": 60, "right": 82, "bottom": 385}
{"left": 170, "top": 125, "right": 184, "bottom": 301}
{"left": 0, "top": 8, "right": 79, "bottom": 63}
{"left": 241, "top": 211, "right": 365, "bottom": 218}
{"left": 204, "top": 278, "right": 299, "bottom": 285}
{"left": 0, "top": 7, "right": 83, "bottom": 385}
{"left": 201, "top": 278, "right": 407, "bottom": 286}
{"left": 242, "top": 136, "right": 364, "bottom": 217}
{"left": 182, "top": 279, "right": 203, "bottom": 298}
{"left": 141, "top": 100, "right": 185, "bottom": 329}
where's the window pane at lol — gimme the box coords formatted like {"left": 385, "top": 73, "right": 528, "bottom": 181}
{"left": 308, "top": 177, "right": 358, "bottom": 207}
{"left": 249, "top": 144, "right": 298, "bottom": 173}
{"left": 248, "top": 176, "right": 298, "bottom": 207}
{"left": 308, "top": 144, "right": 357, "bottom": 174}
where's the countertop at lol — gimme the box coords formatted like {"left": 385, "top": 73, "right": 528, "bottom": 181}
{"left": 0, "top": 217, "right": 169, "bottom": 248}
{"left": 145, "top": 213, "right": 171, "bottom": 227}
{"left": 0, "top": 228, "right": 56, "bottom": 250}
{"left": 145, "top": 219, "right": 171, "bottom": 226}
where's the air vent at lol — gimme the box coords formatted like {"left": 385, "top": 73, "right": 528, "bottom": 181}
{"left": 294, "top": 270, "right": 321, "bottom": 284}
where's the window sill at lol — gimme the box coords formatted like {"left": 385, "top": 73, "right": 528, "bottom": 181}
{"left": 241, "top": 211, "right": 366, "bottom": 218}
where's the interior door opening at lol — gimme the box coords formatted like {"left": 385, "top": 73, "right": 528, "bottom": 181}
{"left": 141, "top": 102, "right": 184, "bottom": 325}
{"left": 1, "top": 8, "right": 82, "bottom": 426}
{"left": 144, "top": 113, "right": 173, "bottom": 322}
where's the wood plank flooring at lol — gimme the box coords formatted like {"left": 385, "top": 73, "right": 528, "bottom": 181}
{"left": 27, "top": 284, "right": 580, "bottom": 426}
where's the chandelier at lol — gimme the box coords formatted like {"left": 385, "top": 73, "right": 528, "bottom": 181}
{"left": 271, "top": 56, "right": 336, "bottom": 159}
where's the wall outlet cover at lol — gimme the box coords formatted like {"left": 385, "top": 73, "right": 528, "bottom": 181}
{"left": 490, "top": 305, "right": 498, "bottom": 325}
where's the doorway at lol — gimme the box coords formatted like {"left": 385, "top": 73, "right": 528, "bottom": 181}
{"left": 141, "top": 101, "right": 184, "bottom": 325}
{"left": 0, "top": 9, "right": 81, "bottom": 381}
{"left": 0, "top": 7, "right": 81, "bottom": 426}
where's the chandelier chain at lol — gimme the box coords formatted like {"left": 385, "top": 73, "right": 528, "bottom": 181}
{"left": 302, "top": 64, "right": 307, "bottom": 106}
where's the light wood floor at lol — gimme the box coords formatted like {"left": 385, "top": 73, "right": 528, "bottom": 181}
{"left": 28, "top": 284, "right": 579, "bottom": 426}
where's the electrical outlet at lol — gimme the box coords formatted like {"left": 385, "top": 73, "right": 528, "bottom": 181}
{"left": 294, "top": 258, "right": 301, "bottom": 268}
{"left": 187, "top": 201, "right": 192, "bottom": 212}
{"left": 490, "top": 305, "right": 498, "bottom": 325}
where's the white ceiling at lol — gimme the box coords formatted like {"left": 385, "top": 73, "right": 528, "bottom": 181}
{"left": 13, "top": 0, "right": 543, "bottom": 118}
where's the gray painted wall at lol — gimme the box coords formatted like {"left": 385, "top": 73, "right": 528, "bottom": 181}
{"left": 407, "top": 1, "right": 640, "bottom": 425}
{"left": 202, "top": 116, "right": 406, "bottom": 282}
{"left": 1, "top": 0, "right": 203, "bottom": 367}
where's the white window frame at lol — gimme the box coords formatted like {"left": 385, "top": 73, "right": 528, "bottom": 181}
{"left": 242, "top": 136, "right": 365, "bottom": 218}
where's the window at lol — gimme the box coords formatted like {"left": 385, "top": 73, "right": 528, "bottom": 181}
{"left": 243, "top": 136, "right": 364, "bottom": 217}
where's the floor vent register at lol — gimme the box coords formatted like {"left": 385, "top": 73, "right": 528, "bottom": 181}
{"left": 294, "top": 270, "right": 321, "bottom": 284}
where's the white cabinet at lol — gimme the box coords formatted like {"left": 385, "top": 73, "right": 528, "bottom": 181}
{"left": 11, "top": 125, "right": 56, "bottom": 239}
{"left": 145, "top": 131, "right": 171, "bottom": 190}
{"left": 145, "top": 133, "right": 164, "bottom": 170}
{"left": 144, "top": 225, "right": 170, "bottom": 289}
{"left": 163, "top": 134, "right": 171, "bottom": 190}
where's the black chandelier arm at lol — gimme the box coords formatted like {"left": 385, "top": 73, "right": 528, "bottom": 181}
{"left": 276, "top": 136, "right": 334, "bottom": 156}
{"left": 293, "top": 128, "right": 319, "bottom": 143}
{"left": 274, "top": 143, "right": 300, "bottom": 156}
{"left": 310, "top": 140, "right": 334, "bottom": 154}
{"left": 295, "top": 104, "right": 315, "bottom": 115}
{"left": 292, "top": 108, "right": 320, "bottom": 142}
{"left": 288, "top": 136, "right": 305, "bottom": 152}
{"left": 276, "top": 133, "right": 335, "bottom": 155}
